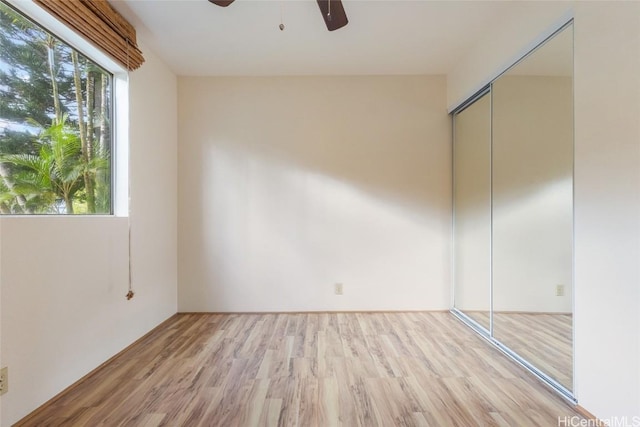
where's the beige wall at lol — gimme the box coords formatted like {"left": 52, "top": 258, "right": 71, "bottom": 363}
{"left": 492, "top": 75, "right": 573, "bottom": 313}
{"left": 447, "top": 2, "right": 572, "bottom": 109}
{"left": 448, "top": 1, "right": 640, "bottom": 419}
{"left": 573, "top": 3, "right": 640, "bottom": 418}
{"left": 178, "top": 75, "right": 451, "bottom": 312}
{"left": 0, "top": 42, "right": 179, "bottom": 426}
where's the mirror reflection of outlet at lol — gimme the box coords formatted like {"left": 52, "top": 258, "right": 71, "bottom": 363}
{"left": 556, "top": 284, "right": 565, "bottom": 297}
{"left": 0, "top": 366, "right": 7, "bottom": 395}
{"left": 334, "top": 283, "right": 343, "bottom": 295}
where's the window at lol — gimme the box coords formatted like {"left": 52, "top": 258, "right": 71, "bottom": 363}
{"left": 0, "top": 1, "right": 112, "bottom": 214}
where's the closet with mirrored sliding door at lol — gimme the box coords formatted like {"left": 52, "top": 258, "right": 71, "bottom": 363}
{"left": 451, "top": 22, "right": 574, "bottom": 401}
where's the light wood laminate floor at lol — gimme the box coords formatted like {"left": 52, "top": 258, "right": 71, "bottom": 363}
{"left": 16, "top": 312, "right": 584, "bottom": 426}
{"left": 463, "top": 311, "right": 573, "bottom": 389}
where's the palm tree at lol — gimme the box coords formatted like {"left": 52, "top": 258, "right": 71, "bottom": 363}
{"left": 1, "top": 3, "right": 112, "bottom": 214}
{"left": 0, "top": 116, "right": 107, "bottom": 213}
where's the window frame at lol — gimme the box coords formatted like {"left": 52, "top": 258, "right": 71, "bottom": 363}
{"left": 1, "top": 0, "right": 129, "bottom": 217}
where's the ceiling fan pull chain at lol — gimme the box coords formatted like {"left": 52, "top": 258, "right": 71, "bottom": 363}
{"left": 327, "top": 0, "right": 332, "bottom": 21}
{"left": 279, "top": 1, "right": 285, "bottom": 30}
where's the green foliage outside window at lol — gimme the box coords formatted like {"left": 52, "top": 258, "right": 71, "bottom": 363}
{"left": 0, "top": 1, "right": 112, "bottom": 214}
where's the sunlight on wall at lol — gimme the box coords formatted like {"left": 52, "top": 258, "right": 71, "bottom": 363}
{"left": 178, "top": 75, "right": 451, "bottom": 312}
{"left": 196, "top": 142, "right": 443, "bottom": 311}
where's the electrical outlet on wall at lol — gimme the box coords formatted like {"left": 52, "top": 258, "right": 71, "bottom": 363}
{"left": 0, "top": 366, "right": 8, "bottom": 395}
{"left": 556, "top": 284, "right": 565, "bottom": 297}
{"left": 334, "top": 283, "right": 344, "bottom": 295}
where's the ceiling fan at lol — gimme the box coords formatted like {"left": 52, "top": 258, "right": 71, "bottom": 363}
{"left": 208, "top": 0, "right": 349, "bottom": 31}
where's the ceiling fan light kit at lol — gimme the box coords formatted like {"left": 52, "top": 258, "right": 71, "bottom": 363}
{"left": 207, "top": 0, "right": 349, "bottom": 31}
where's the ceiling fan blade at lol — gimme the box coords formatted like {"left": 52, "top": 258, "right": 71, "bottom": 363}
{"left": 316, "top": 0, "right": 348, "bottom": 31}
{"left": 208, "top": 0, "right": 235, "bottom": 7}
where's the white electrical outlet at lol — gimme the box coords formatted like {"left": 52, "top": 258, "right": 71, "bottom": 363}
{"left": 0, "top": 366, "right": 8, "bottom": 395}
{"left": 334, "top": 283, "right": 343, "bottom": 295}
{"left": 556, "top": 284, "right": 565, "bottom": 297}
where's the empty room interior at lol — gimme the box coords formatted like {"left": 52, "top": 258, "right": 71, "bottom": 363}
{"left": 0, "top": 0, "right": 638, "bottom": 425}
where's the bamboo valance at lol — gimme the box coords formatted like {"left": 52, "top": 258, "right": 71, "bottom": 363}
{"left": 34, "top": 0, "right": 144, "bottom": 71}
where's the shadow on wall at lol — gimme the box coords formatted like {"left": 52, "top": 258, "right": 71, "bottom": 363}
{"left": 178, "top": 76, "right": 451, "bottom": 312}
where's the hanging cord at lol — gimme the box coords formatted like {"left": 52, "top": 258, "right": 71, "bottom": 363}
{"left": 327, "top": 0, "right": 332, "bottom": 21}
{"left": 125, "top": 39, "right": 134, "bottom": 301}
{"left": 279, "top": 1, "right": 285, "bottom": 31}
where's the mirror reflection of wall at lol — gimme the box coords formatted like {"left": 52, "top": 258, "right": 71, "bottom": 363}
{"left": 492, "top": 24, "right": 574, "bottom": 391}
{"left": 452, "top": 23, "right": 574, "bottom": 394}
{"left": 453, "top": 93, "right": 491, "bottom": 331}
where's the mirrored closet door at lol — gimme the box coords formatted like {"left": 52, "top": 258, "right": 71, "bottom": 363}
{"left": 452, "top": 22, "right": 574, "bottom": 398}
{"left": 453, "top": 92, "right": 491, "bottom": 332}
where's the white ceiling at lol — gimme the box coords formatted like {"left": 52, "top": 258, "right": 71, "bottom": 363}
{"left": 110, "top": 0, "right": 519, "bottom": 76}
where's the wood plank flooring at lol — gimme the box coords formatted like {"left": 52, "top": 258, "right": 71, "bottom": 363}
{"left": 16, "top": 312, "right": 584, "bottom": 427}
{"left": 494, "top": 313, "right": 572, "bottom": 390}
{"left": 463, "top": 311, "right": 573, "bottom": 389}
